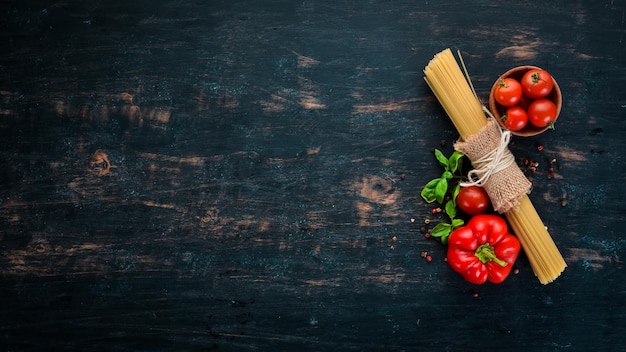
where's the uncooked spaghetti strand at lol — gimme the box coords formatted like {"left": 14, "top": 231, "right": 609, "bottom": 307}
{"left": 424, "top": 49, "right": 485, "bottom": 137}
{"left": 516, "top": 196, "right": 566, "bottom": 272}
{"left": 506, "top": 204, "right": 551, "bottom": 282}
{"left": 506, "top": 217, "right": 547, "bottom": 283}
{"left": 507, "top": 218, "right": 554, "bottom": 283}
{"left": 523, "top": 198, "right": 567, "bottom": 273}
{"left": 506, "top": 196, "right": 566, "bottom": 283}
{"left": 507, "top": 209, "right": 558, "bottom": 283}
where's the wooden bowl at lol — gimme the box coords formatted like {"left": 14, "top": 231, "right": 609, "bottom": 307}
{"left": 488, "top": 65, "right": 562, "bottom": 137}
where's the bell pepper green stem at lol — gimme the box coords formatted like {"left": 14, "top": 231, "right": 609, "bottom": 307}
{"left": 475, "top": 243, "right": 508, "bottom": 267}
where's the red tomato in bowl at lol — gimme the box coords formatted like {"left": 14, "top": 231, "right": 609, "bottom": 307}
{"left": 516, "top": 93, "right": 532, "bottom": 110}
{"left": 494, "top": 78, "right": 522, "bottom": 107}
{"left": 457, "top": 186, "right": 490, "bottom": 215}
{"left": 502, "top": 106, "right": 528, "bottom": 131}
{"left": 528, "top": 99, "right": 557, "bottom": 127}
{"left": 521, "top": 69, "right": 554, "bottom": 99}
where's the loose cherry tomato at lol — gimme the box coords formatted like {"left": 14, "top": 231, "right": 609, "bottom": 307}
{"left": 494, "top": 78, "right": 522, "bottom": 107}
{"left": 502, "top": 106, "right": 528, "bottom": 131}
{"left": 528, "top": 98, "right": 557, "bottom": 128}
{"left": 457, "top": 186, "right": 490, "bottom": 215}
{"left": 521, "top": 69, "right": 554, "bottom": 99}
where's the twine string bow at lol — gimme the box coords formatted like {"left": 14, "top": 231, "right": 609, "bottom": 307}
{"left": 460, "top": 114, "right": 516, "bottom": 188}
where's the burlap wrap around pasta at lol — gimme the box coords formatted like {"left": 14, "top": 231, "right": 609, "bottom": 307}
{"left": 454, "top": 119, "right": 531, "bottom": 214}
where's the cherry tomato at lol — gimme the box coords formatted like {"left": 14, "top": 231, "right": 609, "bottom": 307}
{"left": 528, "top": 98, "right": 557, "bottom": 128}
{"left": 516, "top": 94, "right": 532, "bottom": 110}
{"left": 457, "top": 186, "right": 490, "bottom": 215}
{"left": 502, "top": 106, "right": 528, "bottom": 131}
{"left": 521, "top": 69, "right": 554, "bottom": 99}
{"left": 494, "top": 78, "right": 522, "bottom": 107}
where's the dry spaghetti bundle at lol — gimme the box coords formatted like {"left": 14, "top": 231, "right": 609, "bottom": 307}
{"left": 424, "top": 48, "right": 566, "bottom": 284}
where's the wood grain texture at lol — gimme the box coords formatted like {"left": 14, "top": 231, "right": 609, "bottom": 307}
{"left": 1, "top": 0, "right": 625, "bottom": 351}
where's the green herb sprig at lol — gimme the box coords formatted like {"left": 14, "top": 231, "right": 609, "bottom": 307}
{"left": 421, "top": 149, "right": 466, "bottom": 244}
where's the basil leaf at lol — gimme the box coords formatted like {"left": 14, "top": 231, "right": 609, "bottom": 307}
{"left": 421, "top": 178, "right": 441, "bottom": 203}
{"left": 451, "top": 218, "right": 465, "bottom": 228}
{"left": 451, "top": 183, "right": 461, "bottom": 204}
{"left": 430, "top": 222, "right": 452, "bottom": 244}
{"left": 430, "top": 222, "right": 451, "bottom": 238}
{"left": 434, "top": 149, "right": 448, "bottom": 169}
{"left": 442, "top": 170, "right": 453, "bottom": 180}
{"left": 448, "top": 151, "right": 464, "bottom": 173}
{"left": 445, "top": 199, "right": 456, "bottom": 219}
{"left": 434, "top": 178, "right": 448, "bottom": 204}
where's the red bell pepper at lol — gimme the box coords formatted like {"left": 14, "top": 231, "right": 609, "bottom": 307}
{"left": 447, "top": 214, "right": 520, "bottom": 284}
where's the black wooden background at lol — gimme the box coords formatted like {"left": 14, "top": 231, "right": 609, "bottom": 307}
{"left": 1, "top": 1, "right": 625, "bottom": 351}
